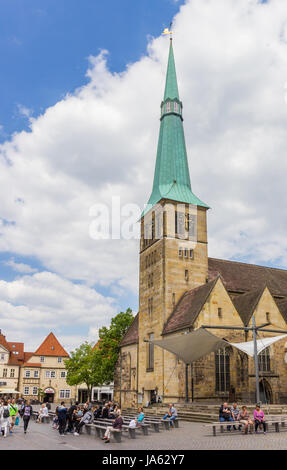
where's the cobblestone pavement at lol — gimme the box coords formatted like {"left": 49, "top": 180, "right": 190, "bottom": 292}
{"left": 1, "top": 419, "right": 287, "bottom": 450}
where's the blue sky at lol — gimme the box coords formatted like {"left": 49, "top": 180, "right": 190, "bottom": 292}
{"left": 0, "top": 0, "right": 184, "bottom": 141}
{"left": 1, "top": 0, "right": 287, "bottom": 352}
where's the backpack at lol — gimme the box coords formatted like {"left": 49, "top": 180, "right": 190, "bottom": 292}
{"left": 3, "top": 407, "right": 10, "bottom": 419}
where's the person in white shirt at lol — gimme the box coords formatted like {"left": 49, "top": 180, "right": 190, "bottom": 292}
{"left": 37, "top": 404, "right": 49, "bottom": 423}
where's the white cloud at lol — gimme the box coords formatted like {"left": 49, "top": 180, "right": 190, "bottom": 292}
{"left": 4, "top": 258, "right": 38, "bottom": 274}
{"left": 1, "top": 0, "right": 287, "bottom": 346}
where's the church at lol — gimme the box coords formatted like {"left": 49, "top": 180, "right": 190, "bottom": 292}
{"left": 114, "top": 38, "right": 287, "bottom": 407}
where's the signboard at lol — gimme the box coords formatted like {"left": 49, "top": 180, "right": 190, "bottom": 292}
{"left": 44, "top": 388, "right": 54, "bottom": 394}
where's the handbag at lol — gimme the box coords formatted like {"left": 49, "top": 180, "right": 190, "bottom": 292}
{"left": 15, "top": 416, "right": 19, "bottom": 426}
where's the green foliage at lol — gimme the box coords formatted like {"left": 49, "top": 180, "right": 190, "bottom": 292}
{"left": 96, "top": 308, "right": 134, "bottom": 384}
{"left": 65, "top": 308, "right": 134, "bottom": 395}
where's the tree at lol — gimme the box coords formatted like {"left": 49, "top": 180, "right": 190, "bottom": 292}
{"left": 96, "top": 308, "right": 134, "bottom": 385}
{"left": 65, "top": 342, "right": 101, "bottom": 400}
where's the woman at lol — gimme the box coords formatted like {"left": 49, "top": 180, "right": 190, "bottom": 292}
{"left": 37, "top": 403, "right": 49, "bottom": 423}
{"left": 239, "top": 406, "right": 254, "bottom": 435}
{"left": 22, "top": 400, "right": 33, "bottom": 434}
{"left": 0, "top": 400, "right": 10, "bottom": 438}
{"left": 74, "top": 407, "right": 94, "bottom": 436}
{"left": 253, "top": 404, "right": 267, "bottom": 434}
{"left": 102, "top": 409, "right": 123, "bottom": 443}
{"left": 136, "top": 407, "right": 145, "bottom": 427}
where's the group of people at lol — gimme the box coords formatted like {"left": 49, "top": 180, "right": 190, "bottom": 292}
{"left": 0, "top": 397, "right": 34, "bottom": 437}
{"left": 219, "top": 402, "right": 267, "bottom": 434}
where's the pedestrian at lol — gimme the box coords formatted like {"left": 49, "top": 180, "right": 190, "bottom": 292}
{"left": 0, "top": 400, "right": 11, "bottom": 438}
{"left": 9, "top": 398, "right": 18, "bottom": 434}
{"left": 22, "top": 400, "right": 33, "bottom": 434}
{"left": 57, "top": 401, "right": 67, "bottom": 436}
{"left": 66, "top": 402, "right": 78, "bottom": 433}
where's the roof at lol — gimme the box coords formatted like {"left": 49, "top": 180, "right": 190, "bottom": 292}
{"left": 0, "top": 333, "right": 10, "bottom": 352}
{"left": 232, "top": 286, "right": 265, "bottom": 326}
{"left": 208, "top": 258, "right": 287, "bottom": 296}
{"left": 163, "top": 278, "right": 218, "bottom": 335}
{"left": 164, "top": 39, "right": 179, "bottom": 101}
{"left": 34, "top": 332, "right": 69, "bottom": 357}
{"left": 275, "top": 298, "right": 287, "bottom": 323}
{"left": 8, "top": 342, "right": 24, "bottom": 360}
{"left": 119, "top": 313, "right": 139, "bottom": 347}
{"left": 142, "top": 40, "right": 208, "bottom": 216}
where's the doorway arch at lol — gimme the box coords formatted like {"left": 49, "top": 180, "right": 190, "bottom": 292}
{"left": 259, "top": 379, "right": 272, "bottom": 404}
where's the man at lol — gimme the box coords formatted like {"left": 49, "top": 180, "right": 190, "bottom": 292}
{"left": 231, "top": 402, "right": 241, "bottom": 431}
{"left": 219, "top": 402, "right": 233, "bottom": 431}
{"left": 57, "top": 401, "right": 67, "bottom": 436}
{"left": 9, "top": 399, "right": 18, "bottom": 434}
{"left": 163, "top": 403, "right": 178, "bottom": 428}
{"left": 66, "top": 402, "right": 78, "bottom": 433}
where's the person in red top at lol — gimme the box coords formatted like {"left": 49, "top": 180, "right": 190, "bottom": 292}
{"left": 253, "top": 404, "right": 267, "bottom": 434}
{"left": 102, "top": 409, "right": 123, "bottom": 443}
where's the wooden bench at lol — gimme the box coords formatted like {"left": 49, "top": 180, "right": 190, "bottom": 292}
{"left": 94, "top": 419, "right": 149, "bottom": 438}
{"left": 206, "top": 416, "right": 287, "bottom": 436}
{"left": 122, "top": 414, "right": 178, "bottom": 430}
{"left": 85, "top": 423, "right": 122, "bottom": 443}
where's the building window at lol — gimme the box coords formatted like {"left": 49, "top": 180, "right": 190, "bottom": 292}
{"left": 45, "top": 371, "right": 50, "bottom": 378}
{"left": 10, "top": 369, "right": 15, "bottom": 378}
{"left": 185, "top": 213, "right": 196, "bottom": 238}
{"left": 215, "top": 348, "right": 230, "bottom": 392}
{"left": 34, "top": 371, "right": 39, "bottom": 378}
{"left": 60, "top": 371, "right": 66, "bottom": 378}
{"left": 59, "top": 389, "right": 70, "bottom": 399}
{"left": 58, "top": 357, "right": 62, "bottom": 363}
{"left": 218, "top": 308, "right": 222, "bottom": 318}
{"left": 0, "top": 353, "right": 4, "bottom": 360}
{"left": 147, "top": 333, "right": 154, "bottom": 371}
{"left": 189, "top": 249, "right": 194, "bottom": 259}
{"left": 185, "top": 270, "right": 189, "bottom": 281}
{"left": 3, "top": 368, "right": 7, "bottom": 378}
{"left": 175, "top": 211, "right": 185, "bottom": 238}
{"left": 184, "top": 248, "right": 188, "bottom": 258}
{"left": 166, "top": 101, "right": 171, "bottom": 113}
{"left": 24, "top": 387, "right": 29, "bottom": 395}
{"left": 148, "top": 297, "right": 153, "bottom": 321}
{"left": 32, "top": 387, "right": 38, "bottom": 395}
{"left": 259, "top": 348, "right": 271, "bottom": 372}
{"left": 51, "top": 371, "right": 56, "bottom": 378}
{"left": 25, "top": 370, "right": 31, "bottom": 378}
{"left": 174, "top": 101, "right": 179, "bottom": 113}
{"left": 40, "top": 356, "right": 45, "bottom": 363}
{"left": 178, "top": 247, "right": 183, "bottom": 257}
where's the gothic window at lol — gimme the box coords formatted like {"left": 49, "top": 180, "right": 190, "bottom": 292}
{"left": 215, "top": 348, "right": 230, "bottom": 392}
{"left": 166, "top": 101, "right": 171, "bottom": 113}
{"left": 147, "top": 333, "right": 154, "bottom": 370}
{"left": 185, "top": 213, "right": 196, "bottom": 239}
{"left": 174, "top": 101, "right": 179, "bottom": 113}
{"left": 259, "top": 348, "right": 271, "bottom": 372}
{"left": 189, "top": 249, "right": 194, "bottom": 259}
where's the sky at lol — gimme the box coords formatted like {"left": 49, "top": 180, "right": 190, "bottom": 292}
{"left": 1, "top": 0, "right": 287, "bottom": 352}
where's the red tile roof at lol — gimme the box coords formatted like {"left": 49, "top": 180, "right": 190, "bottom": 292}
{"left": 0, "top": 333, "right": 11, "bottom": 352}
{"left": 34, "top": 332, "right": 69, "bottom": 357}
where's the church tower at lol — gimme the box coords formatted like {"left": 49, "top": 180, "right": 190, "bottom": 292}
{"left": 137, "top": 38, "right": 209, "bottom": 403}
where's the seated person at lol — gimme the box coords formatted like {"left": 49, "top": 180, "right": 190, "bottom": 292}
{"left": 136, "top": 407, "right": 145, "bottom": 427}
{"left": 253, "top": 404, "right": 266, "bottom": 434}
{"left": 231, "top": 402, "right": 241, "bottom": 431}
{"left": 219, "top": 402, "right": 233, "bottom": 431}
{"left": 102, "top": 404, "right": 111, "bottom": 419}
{"left": 163, "top": 403, "right": 178, "bottom": 428}
{"left": 239, "top": 406, "right": 254, "bottom": 435}
{"left": 37, "top": 404, "right": 49, "bottom": 423}
{"left": 74, "top": 408, "right": 94, "bottom": 435}
{"left": 102, "top": 409, "right": 123, "bottom": 443}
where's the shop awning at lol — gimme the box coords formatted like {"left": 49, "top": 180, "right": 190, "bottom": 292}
{"left": 150, "top": 328, "right": 287, "bottom": 364}
{"left": 0, "top": 389, "right": 20, "bottom": 394}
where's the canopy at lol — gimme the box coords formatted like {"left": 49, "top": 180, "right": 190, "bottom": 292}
{"left": 230, "top": 334, "right": 287, "bottom": 357}
{"left": 150, "top": 328, "right": 287, "bottom": 364}
{"left": 0, "top": 389, "right": 20, "bottom": 394}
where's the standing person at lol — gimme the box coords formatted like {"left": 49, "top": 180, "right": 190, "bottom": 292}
{"left": 66, "top": 402, "right": 78, "bottom": 434}
{"left": 57, "top": 401, "right": 67, "bottom": 436}
{"left": 0, "top": 400, "right": 11, "bottom": 438}
{"left": 239, "top": 406, "right": 254, "bottom": 435}
{"left": 102, "top": 409, "right": 123, "bottom": 443}
{"left": 22, "top": 400, "right": 33, "bottom": 434}
{"left": 9, "top": 399, "right": 18, "bottom": 434}
{"left": 253, "top": 404, "right": 267, "bottom": 434}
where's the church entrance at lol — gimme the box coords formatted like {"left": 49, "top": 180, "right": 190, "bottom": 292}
{"left": 259, "top": 379, "right": 273, "bottom": 404}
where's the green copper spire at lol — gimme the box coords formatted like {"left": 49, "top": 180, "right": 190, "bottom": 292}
{"left": 143, "top": 39, "right": 208, "bottom": 216}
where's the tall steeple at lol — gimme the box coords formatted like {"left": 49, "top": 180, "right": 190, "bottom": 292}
{"left": 144, "top": 39, "right": 208, "bottom": 215}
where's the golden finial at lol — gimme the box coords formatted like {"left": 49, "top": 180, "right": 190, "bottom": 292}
{"left": 162, "top": 22, "right": 173, "bottom": 41}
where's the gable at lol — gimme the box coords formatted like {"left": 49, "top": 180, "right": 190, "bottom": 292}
{"left": 34, "top": 332, "right": 69, "bottom": 357}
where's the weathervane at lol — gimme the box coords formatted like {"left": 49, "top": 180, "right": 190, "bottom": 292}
{"left": 162, "top": 22, "right": 173, "bottom": 40}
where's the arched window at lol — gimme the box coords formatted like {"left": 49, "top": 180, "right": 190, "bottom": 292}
{"left": 215, "top": 347, "right": 230, "bottom": 392}
{"left": 259, "top": 347, "right": 271, "bottom": 372}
